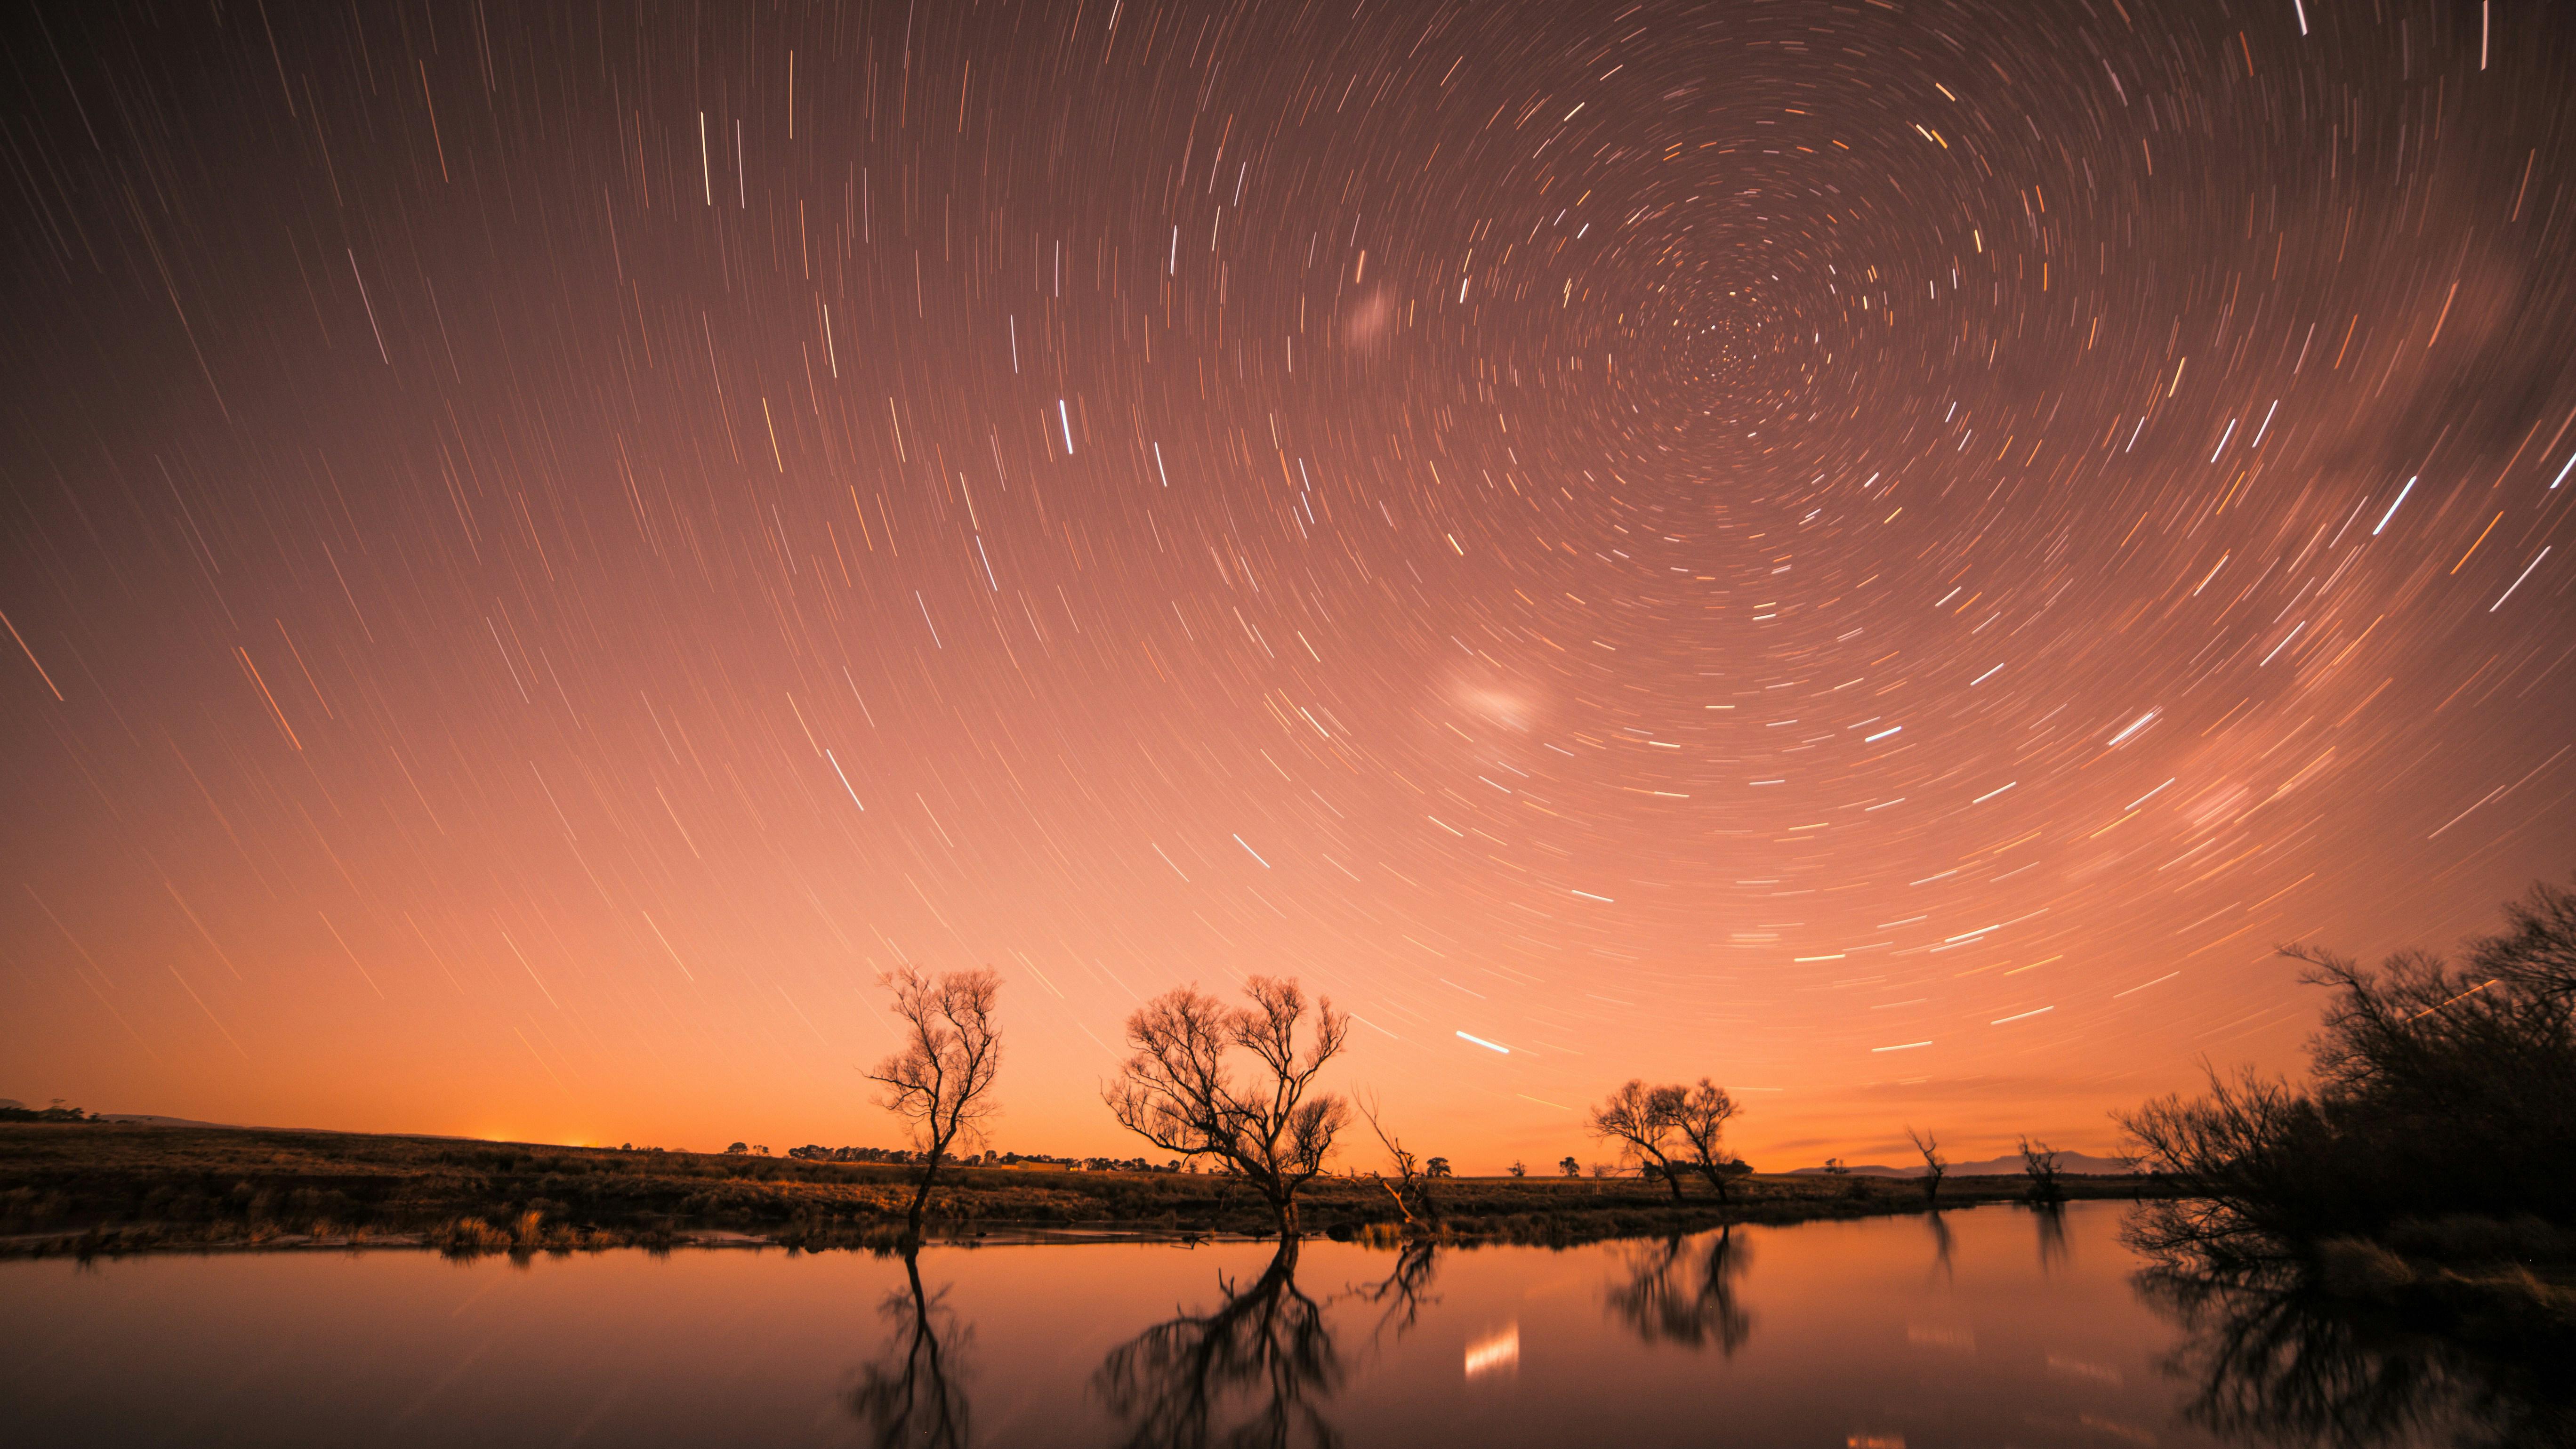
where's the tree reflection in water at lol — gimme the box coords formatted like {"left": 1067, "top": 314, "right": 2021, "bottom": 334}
{"left": 2139, "top": 1264, "right": 2576, "bottom": 1449}
{"left": 845, "top": 1249, "right": 974, "bottom": 1449}
{"left": 2033, "top": 1203, "right": 2069, "bottom": 1276}
{"left": 1924, "top": 1208, "right": 1956, "bottom": 1286}
{"left": 1093, "top": 1240, "right": 1344, "bottom": 1449}
{"left": 1604, "top": 1225, "right": 1753, "bottom": 1355}
{"left": 1344, "top": 1237, "right": 1441, "bottom": 1345}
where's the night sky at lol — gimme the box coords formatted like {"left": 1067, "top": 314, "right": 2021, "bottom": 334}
{"left": 4, "top": 0, "right": 2570, "bottom": 1169}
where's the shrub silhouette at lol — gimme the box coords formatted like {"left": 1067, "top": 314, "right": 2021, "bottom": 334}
{"left": 2123, "top": 875, "right": 2576, "bottom": 1265}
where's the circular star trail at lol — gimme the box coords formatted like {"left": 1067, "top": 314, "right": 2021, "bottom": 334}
{"left": 2, "top": 0, "right": 2571, "bottom": 1164}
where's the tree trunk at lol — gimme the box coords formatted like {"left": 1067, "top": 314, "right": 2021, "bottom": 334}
{"left": 1273, "top": 1193, "right": 1301, "bottom": 1242}
{"left": 1664, "top": 1165, "right": 1684, "bottom": 1199}
{"left": 903, "top": 1248, "right": 932, "bottom": 1324}
{"left": 906, "top": 1147, "right": 944, "bottom": 1240}
{"left": 1377, "top": 1176, "right": 1415, "bottom": 1227}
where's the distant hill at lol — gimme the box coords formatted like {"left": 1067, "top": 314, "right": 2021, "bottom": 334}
{"left": 1788, "top": 1151, "right": 2134, "bottom": 1178}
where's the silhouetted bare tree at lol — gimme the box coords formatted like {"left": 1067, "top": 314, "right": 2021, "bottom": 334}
{"left": 845, "top": 1251, "right": 973, "bottom": 1449}
{"left": 1906, "top": 1126, "right": 1947, "bottom": 1208}
{"left": 1670, "top": 1079, "right": 1751, "bottom": 1203}
{"left": 1106, "top": 977, "right": 1350, "bottom": 1240}
{"left": 867, "top": 966, "right": 1003, "bottom": 1241}
{"left": 2020, "top": 1135, "right": 2065, "bottom": 1205}
{"left": 1588, "top": 1080, "right": 1688, "bottom": 1198}
{"left": 2122, "top": 1065, "right": 2323, "bottom": 1267}
{"left": 2471, "top": 874, "right": 2576, "bottom": 1009}
{"left": 1358, "top": 1097, "right": 1437, "bottom": 1232}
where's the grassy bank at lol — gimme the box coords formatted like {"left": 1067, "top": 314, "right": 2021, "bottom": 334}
{"left": 0, "top": 1122, "right": 2163, "bottom": 1258}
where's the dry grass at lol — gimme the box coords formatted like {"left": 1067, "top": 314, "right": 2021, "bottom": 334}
{"left": 0, "top": 1122, "right": 2164, "bottom": 1258}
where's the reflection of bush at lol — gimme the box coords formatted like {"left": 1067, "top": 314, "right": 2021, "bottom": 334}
{"left": 429, "top": 1216, "right": 512, "bottom": 1254}
{"left": 2139, "top": 1260, "right": 2576, "bottom": 1449}
{"left": 427, "top": 1207, "right": 592, "bottom": 1257}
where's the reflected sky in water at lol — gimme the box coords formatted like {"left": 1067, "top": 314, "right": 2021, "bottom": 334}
{"left": 0, "top": 1203, "right": 2471, "bottom": 1448}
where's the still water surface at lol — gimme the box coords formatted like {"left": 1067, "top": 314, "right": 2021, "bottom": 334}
{"left": 0, "top": 1201, "right": 2437, "bottom": 1448}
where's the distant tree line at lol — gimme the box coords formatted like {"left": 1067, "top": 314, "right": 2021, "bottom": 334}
{"left": 0, "top": 1099, "right": 88, "bottom": 1124}
{"left": 777, "top": 1143, "right": 1181, "bottom": 1173}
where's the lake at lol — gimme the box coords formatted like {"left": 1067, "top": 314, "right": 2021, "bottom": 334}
{"left": 0, "top": 1200, "right": 2471, "bottom": 1447}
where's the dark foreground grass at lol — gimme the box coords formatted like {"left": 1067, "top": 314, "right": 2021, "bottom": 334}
{"left": 0, "top": 1122, "right": 2164, "bottom": 1258}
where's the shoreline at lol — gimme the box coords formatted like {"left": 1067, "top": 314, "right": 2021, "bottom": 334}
{"left": 1, "top": 1122, "right": 2165, "bottom": 1260}
{"left": 0, "top": 1223, "right": 1279, "bottom": 1257}
{"left": 0, "top": 1199, "right": 2129, "bottom": 1260}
